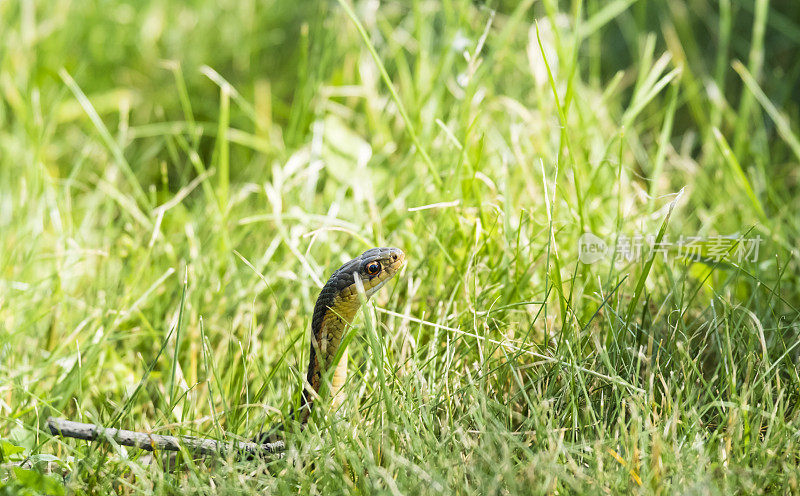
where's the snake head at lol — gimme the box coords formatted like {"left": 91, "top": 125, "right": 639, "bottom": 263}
{"left": 355, "top": 247, "right": 406, "bottom": 297}
{"left": 311, "top": 246, "right": 406, "bottom": 335}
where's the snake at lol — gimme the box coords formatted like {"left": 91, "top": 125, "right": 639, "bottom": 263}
{"left": 255, "top": 247, "right": 406, "bottom": 442}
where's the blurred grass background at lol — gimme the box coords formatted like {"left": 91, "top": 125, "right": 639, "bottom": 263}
{"left": 1, "top": 0, "right": 799, "bottom": 493}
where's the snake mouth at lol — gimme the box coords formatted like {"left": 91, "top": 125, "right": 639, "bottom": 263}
{"left": 384, "top": 248, "right": 406, "bottom": 274}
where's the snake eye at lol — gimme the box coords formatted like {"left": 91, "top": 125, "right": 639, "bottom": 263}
{"left": 365, "top": 261, "right": 381, "bottom": 276}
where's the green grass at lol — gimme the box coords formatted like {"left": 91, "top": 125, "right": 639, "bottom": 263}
{"left": 1, "top": 0, "right": 799, "bottom": 493}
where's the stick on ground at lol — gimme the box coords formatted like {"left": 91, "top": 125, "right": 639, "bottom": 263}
{"left": 47, "top": 417, "right": 284, "bottom": 458}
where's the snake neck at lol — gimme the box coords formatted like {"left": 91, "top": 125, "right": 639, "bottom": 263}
{"left": 298, "top": 291, "right": 361, "bottom": 425}
{"left": 329, "top": 347, "right": 349, "bottom": 410}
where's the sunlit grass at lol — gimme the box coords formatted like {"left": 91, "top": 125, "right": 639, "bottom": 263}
{"left": 1, "top": 0, "right": 799, "bottom": 493}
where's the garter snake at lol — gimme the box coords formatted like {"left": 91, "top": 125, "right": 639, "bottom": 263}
{"left": 256, "top": 247, "right": 405, "bottom": 442}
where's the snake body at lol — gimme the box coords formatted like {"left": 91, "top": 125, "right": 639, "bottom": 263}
{"left": 258, "top": 247, "right": 405, "bottom": 439}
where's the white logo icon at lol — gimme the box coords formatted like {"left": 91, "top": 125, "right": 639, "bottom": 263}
{"left": 578, "top": 232, "right": 608, "bottom": 264}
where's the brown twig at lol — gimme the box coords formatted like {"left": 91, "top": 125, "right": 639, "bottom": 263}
{"left": 47, "top": 417, "right": 284, "bottom": 458}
